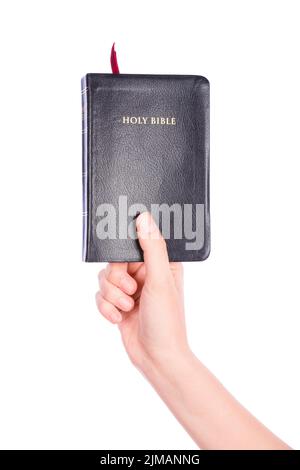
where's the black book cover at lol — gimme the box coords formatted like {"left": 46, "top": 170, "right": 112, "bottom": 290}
{"left": 81, "top": 73, "right": 210, "bottom": 262}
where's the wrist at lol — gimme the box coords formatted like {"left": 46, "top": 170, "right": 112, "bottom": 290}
{"left": 140, "top": 346, "right": 197, "bottom": 387}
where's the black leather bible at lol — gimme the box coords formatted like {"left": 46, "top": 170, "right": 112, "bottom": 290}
{"left": 82, "top": 74, "right": 210, "bottom": 262}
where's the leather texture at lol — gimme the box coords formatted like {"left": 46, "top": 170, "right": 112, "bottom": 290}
{"left": 82, "top": 73, "right": 210, "bottom": 262}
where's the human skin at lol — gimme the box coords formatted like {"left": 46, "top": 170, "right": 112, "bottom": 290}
{"left": 95, "top": 212, "right": 290, "bottom": 450}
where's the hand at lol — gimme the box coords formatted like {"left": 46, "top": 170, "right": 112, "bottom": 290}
{"left": 96, "top": 212, "right": 189, "bottom": 372}
{"left": 95, "top": 212, "right": 290, "bottom": 450}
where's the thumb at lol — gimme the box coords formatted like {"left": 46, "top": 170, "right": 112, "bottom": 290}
{"left": 136, "top": 212, "right": 170, "bottom": 282}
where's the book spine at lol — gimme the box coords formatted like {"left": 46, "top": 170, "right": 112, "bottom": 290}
{"left": 81, "top": 76, "right": 89, "bottom": 261}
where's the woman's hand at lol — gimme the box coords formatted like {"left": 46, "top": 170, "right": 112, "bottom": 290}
{"left": 95, "top": 211, "right": 290, "bottom": 450}
{"left": 96, "top": 212, "right": 189, "bottom": 372}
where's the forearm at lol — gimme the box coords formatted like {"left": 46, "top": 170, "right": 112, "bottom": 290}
{"left": 142, "top": 349, "right": 290, "bottom": 450}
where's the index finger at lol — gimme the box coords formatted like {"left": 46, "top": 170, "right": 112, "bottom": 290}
{"left": 105, "top": 262, "right": 137, "bottom": 295}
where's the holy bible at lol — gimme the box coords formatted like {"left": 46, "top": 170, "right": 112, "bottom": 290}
{"left": 82, "top": 73, "right": 210, "bottom": 262}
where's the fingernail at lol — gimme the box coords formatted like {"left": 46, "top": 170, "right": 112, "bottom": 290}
{"left": 138, "top": 212, "right": 157, "bottom": 237}
{"left": 118, "top": 296, "right": 133, "bottom": 311}
{"left": 111, "top": 312, "right": 122, "bottom": 323}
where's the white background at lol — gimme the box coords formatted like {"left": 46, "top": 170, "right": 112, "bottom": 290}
{"left": 0, "top": 0, "right": 299, "bottom": 450}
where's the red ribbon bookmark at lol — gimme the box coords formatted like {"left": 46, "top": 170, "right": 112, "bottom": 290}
{"left": 110, "top": 43, "right": 120, "bottom": 74}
